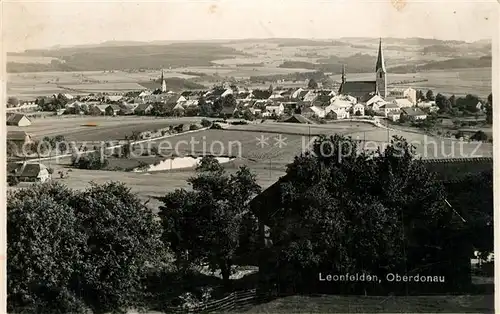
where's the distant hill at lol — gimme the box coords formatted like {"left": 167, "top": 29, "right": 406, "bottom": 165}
{"left": 7, "top": 43, "right": 245, "bottom": 73}
{"left": 390, "top": 56, "right": 492, "bottom": 73}
{"left": 139, "top": 78, "right": 206, "bottom": 91}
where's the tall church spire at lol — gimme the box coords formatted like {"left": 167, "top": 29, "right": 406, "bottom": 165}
{"left": 341, "top": 64, "right": 346, "bottom": 84}
{"left": 160, "top": 69, "right": 167, "bottom": 93}
{"left": 375, "top": 38, "right": 387, "bottom": 98}
{"left": 375, "top": 38, "right": 386, "bottom": 73}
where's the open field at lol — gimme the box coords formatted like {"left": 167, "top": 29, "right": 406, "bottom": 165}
{"left": 15, "top": 160, "right": 286, "bottom": 212}
{"left": 329, "top": 67, "right": 491, "bottom": 98}
{"left": 7, "top": 70, "right": 199, "bottom": 99}
{"left": 243, "top": 294, "right": 494, "bottom": 313}
{"left": 8, "top": 116, "right": 204, "bottom": 141}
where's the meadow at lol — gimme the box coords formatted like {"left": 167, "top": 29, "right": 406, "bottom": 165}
{"left": 244, "top": 294, "right": 493, "bottom": 313}
{"left": 7, "top": 116, "right": 204, "bottom": 140}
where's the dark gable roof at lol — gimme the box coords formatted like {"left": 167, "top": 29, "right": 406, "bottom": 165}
{"left": 135, "top": 103, "right": 152, "bottom": 112}
{"left": 107, "top": 104, "right": 121, "bottom": 111}
{"left": 7, "top": 131, "right": 31, "bottom": 141}
{"left": 7, "top": 163, "right": 47, "bottom": 177}
{"left": 6, "top": 113, "right": 30, "bottom": 125}
{"left": 402, "top": 107, "right": 426, "bottom": 116}
{"left": 283, "top": 114, "right": 315, "bottom": 124}
{"left": 338, "top": 81, "right": 376, "bottom": 98}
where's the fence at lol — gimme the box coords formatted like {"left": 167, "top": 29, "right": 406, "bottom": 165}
{"left": 164, "top": 289, "right": 268, "bottom": 314}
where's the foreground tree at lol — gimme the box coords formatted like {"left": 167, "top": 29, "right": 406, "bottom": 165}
{"left": 159, "top": 157, "right": 261, "bottom": 288}
{"left": 8, "top": 182, "right": 164, "bottom": 313}
{"left": 257, "top": 135, "right": 473, "bottom": 294}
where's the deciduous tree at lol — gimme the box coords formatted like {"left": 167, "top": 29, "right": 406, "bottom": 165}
{"left": 159, "top": 157, "right": 261, "bottom": 288}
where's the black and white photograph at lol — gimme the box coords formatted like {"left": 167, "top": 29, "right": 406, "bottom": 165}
{"left": 2, "top": 0, "right": 497, "bottom": 313}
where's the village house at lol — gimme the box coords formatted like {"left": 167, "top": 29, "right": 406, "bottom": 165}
{"left": 302, "top": 106, "right": 326, "bottom": 118}
{"left": 220, "top": 105, "right": 238, "bottom": 118}
{"left": 351, "top": 103, "right": 365, "bottom": 116}
{"left": 326, "top": 106, "right": 350, "bottom": 120}
{"left": 7, "top": 162, "right": 51, "bottom": 183}
{"left": 403, "top": 87, "right": 417, "bottom": 105}
{"left": 387, "top": 112, "right": 401, "bottom": 122}
{"left": 380, "top": 102, "right": 401, "bottom": 117}
{"left": 401, "top": 107, "right": 428, "bottom": 120}
{"left": 417, "top": 100, "right": 436, "bottom": 109}
{"left": 134, "top": 103, "right": 154, "bottom": 115}
{"left": 105, "top": 104, "right": 121, "bottom": 116}
{"left": 88, "top": 104, "right": 108, "bottom": 116}
{"left": 7, "top": 131, "right": 34, "bottom": 150}
{"left": 6, "top": 113, "right": 32, "bottom": 126}
{"left": 393, "top": 98, "right": 414, "bottom": 108}
{"left": 264, "top": 104, "right": 285, "bottom": 117}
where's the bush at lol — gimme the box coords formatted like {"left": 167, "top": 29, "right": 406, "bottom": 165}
{"left": 7, "top": 175, "right": 19, "bottom": 187}
{"left": 230, "top": 121, "right": 248, "bottom": 125}
{"left": 47, "top": 168, "right": 54, "bottom": 175}
{"left": 190, "top": 124, "right": 200, "bottom": 131}
{"left": 470, "top": 130, "right": 488, "bottom": 142}
{"left": 210, "top": 123, "right": 223, "bottom": 130}
{"left": 71, "top": 152, "right": 109, "bottom": 170}
{"left": 201, "top": 119, "right": 212, "bottom": 128}
{"left": 455, "top": 131, "right": 465, "bottom": 139}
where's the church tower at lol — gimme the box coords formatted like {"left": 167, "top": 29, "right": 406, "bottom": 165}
{"left": 160, "top": 69, "right": 167, "bottom": 93}
{"left": 341, "top": 64, "right": 346, "bottom": 84}
{"left": 375, "top": 38, "right": 387, "bottom": 98}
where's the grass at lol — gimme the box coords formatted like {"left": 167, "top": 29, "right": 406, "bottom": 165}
{"left": 7, "top": 116, "right": 205, "bottom": 141}
{"left": 243, "top": 294, "right": 494, "bottom": 313}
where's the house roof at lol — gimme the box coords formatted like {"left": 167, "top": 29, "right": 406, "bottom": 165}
{"left": 382, "top": 103, "right": 400, "bottom": 109}
{"left": 220, "top": 105, "right": 237, "bottom": 114}
{"left": 135, "top": 103, "right": 152, "bottom": 112}
{"left": 107, "top": 104, "right": 121, "bottom": 111}
{"left": 402, "top": 107, "right": 426, "bottom": 116}
{"left": 394, "top": 99, "right": 413, "bottom": 107}
{"left": 6, "top": 113, "right": 30, "bottom": 125}
{"left": 7, "top": 131, "right": 31, "bottom": 141}
{"left": 338, "top": 81, "right": 376, "bottom": 98}
{"left": 284, "top": 114, "right": 315, "bottom": 124}
{"left": 8, "top": 162, "right": 47, "bottom": 177}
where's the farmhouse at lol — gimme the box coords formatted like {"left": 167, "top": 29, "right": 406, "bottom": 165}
{"left": 338, "top": 39, "right": 387, "bottom": 99}
{"left": 135, "top": 103, "right": 153, "bottom": 115}
{"left": 351, "top": 103, "right": 365, "bottom": 116}
{"left": 393, "top": 98, "right": 414, "bottom": 108}
{"left": 105, "top": 104, "right": 121, "bottom": 116}
{"left": 401, "top": 107, "right": 428, "bottom": 120}
{"left": 264, "top": 104, "right": 285, "bottom": 117}
{"left": 6, "top": 113, "right": 32, "bottom": 126}
{"left": 283, "top": 114, "right": 315, "bottom": 124}
{"left": 220, "top": 105, "right": 238, "bottom": 118}
{"left": 7, "top": 162, "right": 51, "bottom": 183}
{"left": 302, "top": 106, "right": 325, "bottom": 118}
{"left": 88, "top": 104, "right": 108, "bottom": 116}
{"left": 7, "top": 131, "right": 34, "bottom": 150}
{"left": 380, "top": 103, "right": 400, "bottom": 117}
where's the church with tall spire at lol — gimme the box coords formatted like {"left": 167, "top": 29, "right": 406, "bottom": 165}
{"left": 160, "top": 69, "right": 167, "bottom": 93}
{"left": 338, "top": 38, "right": 387, "bottom": 100}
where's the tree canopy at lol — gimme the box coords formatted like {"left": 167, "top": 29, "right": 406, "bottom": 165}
{"left": 257, "top": 135, "right": 477, "bottom": 294}
{"left": 7, "top": 182, "right": 163, "bottom": 313}
{"left": 159, "top": 157, "right": 261, "bottom": 288}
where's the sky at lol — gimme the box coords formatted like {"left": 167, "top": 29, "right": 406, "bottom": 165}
{"left": 2, "top": 0, "right": 498, "bottom": 52}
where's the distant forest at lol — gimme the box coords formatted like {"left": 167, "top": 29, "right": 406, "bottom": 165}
{"left": 7, "top": 43, "right": 245, "bottom": 73}
{"left": 6, "top": 38, "right": 492, "bottom": 74}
